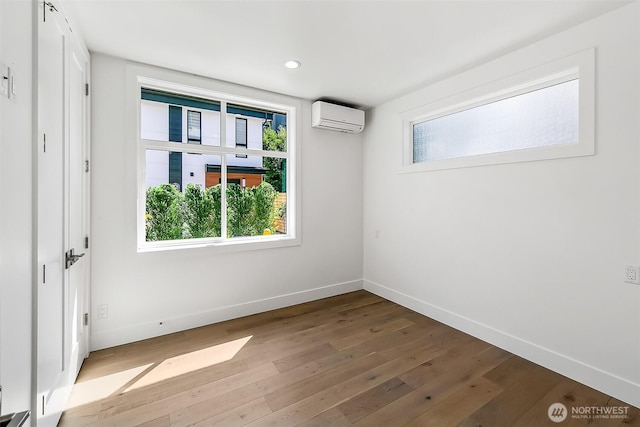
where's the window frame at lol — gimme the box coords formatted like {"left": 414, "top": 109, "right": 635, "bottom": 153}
{"left": 401, "top": 48, "right": 595, "bottom": 173}
{"left": 132, "top": 72, "right": 300, "bottom": 253}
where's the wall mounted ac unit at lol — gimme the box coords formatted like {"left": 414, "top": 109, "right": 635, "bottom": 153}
{"left": 311, "top": 101, "right": 365, "bottom": 133}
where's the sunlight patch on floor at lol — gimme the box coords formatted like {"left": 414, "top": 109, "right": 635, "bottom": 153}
{"left": 66, "top": 363, "right": 153, "bottom": 410}
{"left": 124, "top": 335, "right": 252, "bottom": 392}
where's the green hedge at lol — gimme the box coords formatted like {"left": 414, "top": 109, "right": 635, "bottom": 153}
{"left": 145, "top": 182, "right": 284, "bottom": 241}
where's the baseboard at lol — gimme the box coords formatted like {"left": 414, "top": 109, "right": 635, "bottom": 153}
{"left": 364, "top": 279, "right": 640, "bottom": 409}
{"left": 90, "top": 279, "right": 363, "bottom": 351}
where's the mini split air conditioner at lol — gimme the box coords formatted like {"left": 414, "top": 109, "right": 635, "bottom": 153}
{"left": 311, "top": 101, "right": 365, "bottom": 133}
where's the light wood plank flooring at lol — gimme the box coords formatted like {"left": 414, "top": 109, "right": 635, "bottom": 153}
{"left": 60, "top": 291, "right": 639, "bottom": 426}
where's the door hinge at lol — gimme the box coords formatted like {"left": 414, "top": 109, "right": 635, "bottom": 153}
{"left": 43, "top": 133, "right": 46, "bottom": 153}
{"left": 84, "top": 236, "right": 89, "bottom": 249}
{"left": 44, "top": 1, "right": 57, "bottom": 12}
{"left": 85, "top": 83, "right": 89, "bottom": 96}
{"left": 85, "top": 160, "right": 89, "bottom": 173}
{"left": 83, "top": 313, "right": 89, "bottom": 326}
{"left": 42, "top": 264, "right": 46, "bottom": 284}
{"left": 43, "top": 1, "right": 57, "bottom": 22}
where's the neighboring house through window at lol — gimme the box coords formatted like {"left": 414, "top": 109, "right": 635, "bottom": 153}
{"left": 137, "top": 78, "right": 297, "bottom": 251}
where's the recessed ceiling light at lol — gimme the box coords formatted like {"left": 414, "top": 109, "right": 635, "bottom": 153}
{"left": 285, "top": 60, "right": 301, "bottom": 69}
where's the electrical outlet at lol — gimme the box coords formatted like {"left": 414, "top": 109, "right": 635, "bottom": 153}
{"left": 624, "top": 266, "right": 639, "bottom": 284}
{"left": 98, "top": 304, "right": 108, "bottom": 319}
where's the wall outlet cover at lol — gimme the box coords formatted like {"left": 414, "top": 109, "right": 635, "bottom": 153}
{"left": 624, "top": 265, "right": 639, "bottom": 284}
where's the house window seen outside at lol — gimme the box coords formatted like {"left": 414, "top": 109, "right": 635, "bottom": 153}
{"left": 187, "top": 110, "right": 201, "bottom": 143}
{"left": 235, "top": 117, "right": 248, "bottom": 158}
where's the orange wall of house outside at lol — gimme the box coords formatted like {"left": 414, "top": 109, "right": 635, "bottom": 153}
{"left": 205, "top": 172, "right": 263, "bottom": 188}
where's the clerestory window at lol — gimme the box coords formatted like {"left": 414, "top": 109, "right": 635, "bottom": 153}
{"left": 402, "top": 49, "right": 594, "bottom": 172}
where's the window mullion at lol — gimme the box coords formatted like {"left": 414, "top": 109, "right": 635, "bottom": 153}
{"left": 220, "top": 101, "right": 228, "bottom": 239}
{"left": 220, "top": 100, "right": 227, "bottom": 148}
{"left": 139, "top": 140, "right": 147, "bottom": 246}
{"left": 140, "top": 139, "right": 288, "bottom": 158}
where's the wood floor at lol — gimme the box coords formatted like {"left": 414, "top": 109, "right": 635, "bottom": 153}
{"left": 60, "top": 291, "right": 639, "bottom": 426}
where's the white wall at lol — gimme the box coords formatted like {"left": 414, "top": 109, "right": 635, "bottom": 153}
{"left": 0, "top": 0, "right": 33, "bottom": 422}
{"left": 363, "top": 3, "right": 640, "bottom": 408}
{"left": 90, "top": 53, "right": 364, "bottom": 350}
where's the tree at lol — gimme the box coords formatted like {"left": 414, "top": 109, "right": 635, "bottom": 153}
{"left": 263, "top": 125, "right": 287, "bottom": 192}
{"left": 145, "top": 183, "right": 183, "bottom": 241}
{"left": 182, "top": 183, "right": 219, "bottom": 238}
{"left": 251, "top": 182, "right": 279, "bottom": 234}
{"left": 226, "top": 184, "right": 254, "bottom": 237}
{"left": 205, "top": 184, "right": 223, "bottom": 237}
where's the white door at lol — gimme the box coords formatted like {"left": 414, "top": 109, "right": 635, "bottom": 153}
{"left": 37, "top": 1, "right": 90, "bottom": 425}
{"left": 65, "top": 36, "right": 90, "bottom": 380}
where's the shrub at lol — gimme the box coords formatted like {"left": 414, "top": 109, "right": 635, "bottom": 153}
{"left": 145, "top": 182, "right": 281, "bottom": 241}
{"left": 182, "top": 183, "right": 219, "bottom": 238}
{"left": 226, "top": 184, "right": 254, "bottom": 237}
{"left": 145, "top": 184, "right": 183, "bottom": 241}
{"left": 206, "top": 185, "right": 223, "bottom": 237}
{"left": 251, "top": 182, "right": 280, "bottom": 234}
{"left": 263, "top": 125, "right": 286, "bottom": 192}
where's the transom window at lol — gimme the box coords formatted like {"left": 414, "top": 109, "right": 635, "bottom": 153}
{"left": 402, "top": 49, "right": 594, "bottom": 172}
{"left": 137, "top": 78, "right": 296, "bottom": 251}
{"left": 412, "top": 79, "right": 579, "bottom": 163}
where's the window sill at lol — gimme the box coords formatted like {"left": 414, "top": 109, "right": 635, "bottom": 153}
{"left": 399, "top": 141, "right": 594, "bottom": 174}
{"left": 137, "top": 234, "right": 301, "bottom": 254}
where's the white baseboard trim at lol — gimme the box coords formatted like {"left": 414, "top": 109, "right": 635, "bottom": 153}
{"left": 91, "top": 279, "right": 363, "bottom": 351}
{"left": 364, "top": 279, "right": 640, "bottom": 409}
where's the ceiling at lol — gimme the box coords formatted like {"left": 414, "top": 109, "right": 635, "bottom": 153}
{"left": 61, "top": 0, "right": 632, "bottom": 109}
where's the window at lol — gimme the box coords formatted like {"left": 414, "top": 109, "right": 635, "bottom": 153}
{"left": 137, "top": 76, "right": 298, "bottom": 252}
{"left": 403, "top": 49, "right": 594, "bottom": 172}
{"left": 412, "top": 79, "right": 579, "bottom": 162}
{"left": 235, "top": 117, "right": 247, "bottom": 158}
{"left": 187, "top": 110, "right": 201, "bottom": 143}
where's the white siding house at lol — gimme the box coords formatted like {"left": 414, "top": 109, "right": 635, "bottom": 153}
{"left": 141, "top": 99, "right": 266, "bottom": 190}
